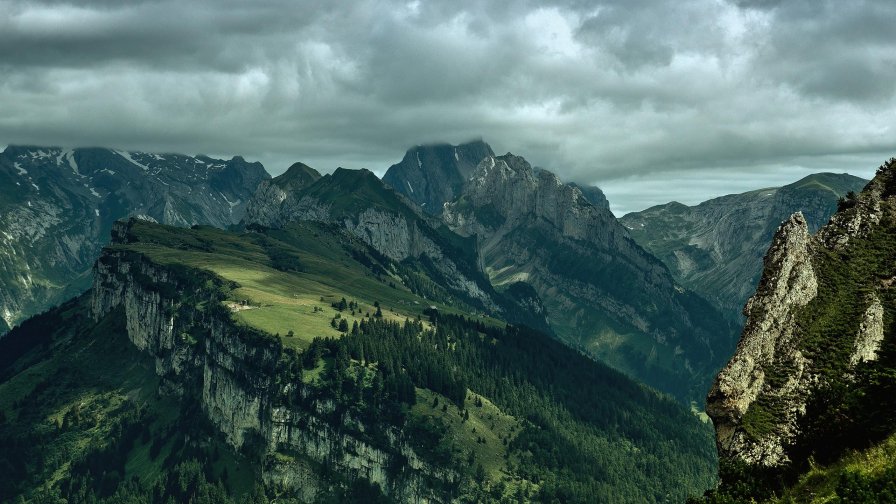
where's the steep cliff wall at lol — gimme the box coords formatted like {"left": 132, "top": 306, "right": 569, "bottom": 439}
{"left": 90, "top": 230, "right": 459, "bottom": 502}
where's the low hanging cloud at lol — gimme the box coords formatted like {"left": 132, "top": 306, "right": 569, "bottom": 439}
{"left": 1, "top": 0, "right": 893, "bottom": 214}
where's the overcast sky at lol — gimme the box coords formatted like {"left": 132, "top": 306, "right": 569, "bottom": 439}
{"left": 2, "top": 0, "right": 894, "bottom": 214}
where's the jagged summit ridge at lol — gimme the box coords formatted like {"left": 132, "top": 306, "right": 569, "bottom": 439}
{"left": 242, "top": 164, "right": 503, "bottom": 314}
{"left": 382, "top": 140, "right": 494, "bottom": 213}
{"left": 243, "top": 161, "right": 323, "bottom": 227}
{"left": 454, "top": 153, "right": 614, "bottom": 236}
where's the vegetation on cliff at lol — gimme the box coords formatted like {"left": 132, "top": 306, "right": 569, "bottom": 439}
{"left": 701, "top": 159, "right": 896, "bottom": 503}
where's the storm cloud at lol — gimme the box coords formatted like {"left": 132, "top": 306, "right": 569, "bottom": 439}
{"left": 1, "top": 0, "right": 893, "bottom": 214}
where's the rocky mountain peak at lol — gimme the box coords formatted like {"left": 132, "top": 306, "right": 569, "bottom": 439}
{"left": 243, "top": 161, "right": 326, "bottom": 227}
{"left": 382, "top": 140, "right": 494, "bottom": 213}
{"left": 274, "top": 161, "right": 322, "bottom": 190}
{"left": 329, "top": 166, "right": 379, "bottom": 185}
{"left": 706, "top": 211, "right": 817, "bottom": 466}
{"left": 458, "top": 153, "right": 615, "bottom": 233}
{"left": 568, "top": 182, "right": 611, "bottom": 210}
{"left": 445, "top": 152, "right": 734, "bottom": 402}
{"left": 748, "top": 212, "right": 817, "bottom": 313}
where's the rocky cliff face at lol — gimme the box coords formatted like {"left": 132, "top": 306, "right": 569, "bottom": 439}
{"left": 568, "top": 182, "right": 611, "bottom": 211}
{"left": 620, "top": 173, "right": 867, "bottom": 322}
{"left": 443, "top": 154, "right": 734, "bottom": 402}
{"left": 0, "top": 146, "right": 270, "bottom": 333}
{"left": 382, "top": 141, "right": 494, "bottom": 214}
{"left": 91, "top": 222, "right": 458, "bottom": 502}
{"left": 244, "top": 161, "right": 322, "bottom": 226}
{"left": 707, "top": 159, "right": 896, "bottom": 476}
{"left": 706, "top": 213, "right": 818, "bottom": 466}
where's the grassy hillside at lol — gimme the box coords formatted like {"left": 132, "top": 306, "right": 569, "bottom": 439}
{"left": 777, "top": 433, "right": 896, "bottom": 503}
{"left": 117, "top": 220, "right": 498, "bottom": 350}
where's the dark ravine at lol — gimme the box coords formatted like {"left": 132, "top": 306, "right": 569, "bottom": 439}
{"left": 0, "top": 145, "right": 269, "bottom": 334}
{"left": 620, "top": 173, "right": 867, "bottom": 322}
{"left": 704, "top": 158, "right": 896, "bottom": 501}
{"left": 91, "top": 222, "right": 459, "bottom": 502}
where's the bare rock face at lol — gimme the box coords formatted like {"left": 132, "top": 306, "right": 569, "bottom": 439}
{"left": 243, "top": 181, "right": 290, "bottom": 227}
{"left": 706, "top": 213, "right": 817, "bottom": 466}
{"left": 382, "top": 141, "right": 494, "bottom": 214}
{"left": 850, "top": 294, "right": 885, "bottom": 366}
{"left": 818, "top": 189, "right": 883, "bottom": 250}
{"left": 244, "top": 162, "right": 322, "bottom": 227}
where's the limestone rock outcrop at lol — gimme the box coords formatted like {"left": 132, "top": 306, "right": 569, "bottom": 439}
{"left": 706, "top": 213, "right": 817, "bottom": 466}
{"left": 707, "top": 158, "right": 896, "bottom": 472}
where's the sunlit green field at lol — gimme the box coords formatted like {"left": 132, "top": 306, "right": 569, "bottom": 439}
{"left": 117, "top": 221, "right": 468, "bottom": 349}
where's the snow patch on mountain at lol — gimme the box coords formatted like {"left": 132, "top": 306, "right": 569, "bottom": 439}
{"left": 115, "top": 150, "right": 151, "bottom": 171}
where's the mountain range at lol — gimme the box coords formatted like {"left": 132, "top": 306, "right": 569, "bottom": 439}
{"left": 382, "top": 141, "right": 495, "bottom": 215}
{"left": 0, "top": 205, "right": 716, "bottom": 503}
{"left": 1, "top": 140, "right": 891, "bottom": 503}
{"left": 0, "top": 146, "right": 269, "bottom": 334}
{"left": 436, "top": 151, "right": 734, "bottom": 403}
{"left": 620, "top": 173, "right": 868, "bottom": 322}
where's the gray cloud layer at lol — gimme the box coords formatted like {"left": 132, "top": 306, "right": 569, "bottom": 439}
{"left": 1, "top": 0, "right": 893, "bottom": 214}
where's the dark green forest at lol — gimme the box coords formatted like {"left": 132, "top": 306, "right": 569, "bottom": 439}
{"left": 0, "top": 296, "right": 718, "bottom": 503}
